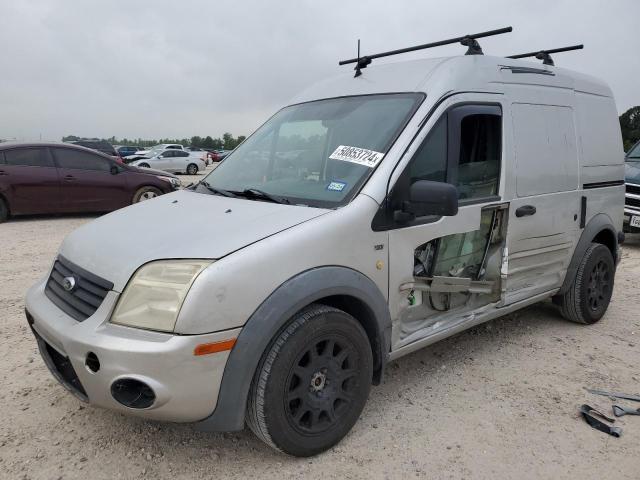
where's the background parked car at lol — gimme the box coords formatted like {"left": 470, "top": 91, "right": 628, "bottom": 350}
{"left": 116, "top": 145, "right": 142, "bottom": 158}
{"left": 214, "top": 149, "right": 232, "bottom": 160}
{"left": 124, "top": 143, "right": 186, "bottom": 162}
{"left": 624, "top": 140, "right": 640, "bottom": 233}
{"left": 129, "top": 149, "right": 206, "bottom": 175}
{"left": 0, "top": 143, "right": 180, "bottom": 223}
{"left": 68, "top": 139, "right": 121, "bottom": 161}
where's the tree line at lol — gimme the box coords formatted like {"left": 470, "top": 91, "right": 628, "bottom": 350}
{"left": 61, "top": 132, "right": 247, "bottom": 150}
{"left": 620, "top": 106, "right": 640, "bottom": 151}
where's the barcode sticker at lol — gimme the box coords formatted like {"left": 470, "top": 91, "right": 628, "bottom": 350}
{"left": 329, "top": 145, "right": 385, "bottom": 168}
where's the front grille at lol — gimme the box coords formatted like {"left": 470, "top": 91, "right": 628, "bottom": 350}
{"left": 45, "top": 256, "right": 113, "bottom": 321}
{"left": 625, "top": 196, "right": 640, "bottom": 209}
{"left": 626, "top": 183, "right": 640, "bottom": 195}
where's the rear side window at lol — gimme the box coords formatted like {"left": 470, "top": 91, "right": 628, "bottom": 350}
{"left": 53, "top": 148, "right": 111, "bottom": 172}
{"left": 176, "top": 151, "right": 189, "bottom": 157}
{"left": 512, "top": 103, "right": 578, "bottom": 196}
{"left": 5, "top": 148, "right": 53, "bottom": 167}
{"left": 167, "top": 145, "right": 180, "bottom": 150}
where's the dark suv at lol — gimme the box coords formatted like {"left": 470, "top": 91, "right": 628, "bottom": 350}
{"left": 624, "top": 140, "right": 640, "bottom": 233}
{"left": 69, "top": 139, "right": 119, "bottom": 159}
{"left": 0, "top": 143, "right": 181, "bottom": 223}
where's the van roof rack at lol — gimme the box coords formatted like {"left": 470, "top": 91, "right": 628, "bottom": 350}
{"left": 507, "top": 44, "right": 583, "bottom": 66}
{"left": 339, "top": 27, "right": 513, "bottom": 77}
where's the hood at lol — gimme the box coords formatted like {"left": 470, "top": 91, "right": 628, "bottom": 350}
{"left": 127, "top": 165, "right": 178, "bottom": 179}
{"left": 625, "top": 161, "right": 640, "bottom": 184}
{"left": 58, "top": 190, "right": 329, "bottom": 291}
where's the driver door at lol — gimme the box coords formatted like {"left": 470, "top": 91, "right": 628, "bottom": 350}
{"left": 384, "top": 95, "right": 506, "bottom": 353}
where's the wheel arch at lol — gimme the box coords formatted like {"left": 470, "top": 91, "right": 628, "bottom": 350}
{"left": 196, "top": 266, "right": 391, "bottom": 432}
{"left": 558, "top": 213, "right": 620, "bottom": 295}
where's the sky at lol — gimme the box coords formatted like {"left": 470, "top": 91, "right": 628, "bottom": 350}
{"left": 1, "top": 0, "right": 638, "bottom": 142}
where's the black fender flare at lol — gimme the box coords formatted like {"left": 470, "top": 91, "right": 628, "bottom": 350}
{"left": 196, "top": 266, "right": 391, "bottom": 432}
{"left": 558, "top": 213, "right": 619, "bottom": 295}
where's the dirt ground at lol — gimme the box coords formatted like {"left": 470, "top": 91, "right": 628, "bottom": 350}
{"left": 1, "top": 188, "right": 639, "bottom": 478}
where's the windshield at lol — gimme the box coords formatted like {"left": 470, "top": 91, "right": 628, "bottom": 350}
{"left": 627, "top": 142, "right": 640, "bottom": 160}
{"left": 199, "top": 93, "right": 424, "bottom": 208}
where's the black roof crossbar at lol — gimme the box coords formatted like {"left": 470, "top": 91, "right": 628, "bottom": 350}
{"left": 339, "top": 27, "right": 513, "bottom": 77}
{"left": 507, "top": 44, "right": 584, "bottom": 66}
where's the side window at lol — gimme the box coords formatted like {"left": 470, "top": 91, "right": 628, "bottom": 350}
{"left": 167, "top": 145, "right": 180, "bottom": 150}
{"left": 454, "top": 112, "right": 501, "bottom": 200}
{"left": 177, "top": 151, "right": 190, "bottom": 157}
{"left": 5, "top": 148, "right": 53, "bottom": 167}
{"left": 0, "top": 152, "right": 5, "bottom": 164}
{"left": 162, "top": 151, "right": 175, "bottom": 158}
{"left": 53, "top": 149, "right": 111, "bottom": 172}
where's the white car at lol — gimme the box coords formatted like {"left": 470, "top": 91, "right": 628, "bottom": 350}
{"left": 130, "top": 150, "right": 206, "bottom": 175}
{"left": 124, "top": 144, "right": 186, "bottom": 162}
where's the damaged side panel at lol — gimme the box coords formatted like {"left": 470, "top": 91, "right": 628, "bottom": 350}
{"left": 394, "top": 204, "right": 508, "bottom": 349}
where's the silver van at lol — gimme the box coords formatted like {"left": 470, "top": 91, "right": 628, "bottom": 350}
{"left": 26, "top": 35, "right": 625, "bottom": 456}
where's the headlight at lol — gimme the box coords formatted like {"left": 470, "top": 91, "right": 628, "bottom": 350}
{"left": 111, "top": 260, "right": 212, "bottom": 332}
{"left": 156, "top": 176, "right": 181, "bottom": 188}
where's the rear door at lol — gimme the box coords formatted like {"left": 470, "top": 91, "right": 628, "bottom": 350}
{"left": 174, "top": 150, "right": 191, "bottom": 171}
{"left": 52, "top": 147, "right": 131, "bottom": 212}
{"left": 2, "top": 147, "right": 61, "bottom": 214}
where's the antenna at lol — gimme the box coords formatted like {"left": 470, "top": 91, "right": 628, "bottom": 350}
{"left": 339, "top": 27, "right": 513, "bottom": 76}
{"left": 507, "top": 44, "right": 584, "bottom": 66}
{"left": 354, "top": 39, "right": 371, "bottom": 78}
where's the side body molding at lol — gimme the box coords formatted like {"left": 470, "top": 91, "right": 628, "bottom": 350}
{"left": 196, "top": 266, "right": 392, "bottom": 432}
{"left": 558, "top": 213, "right": 619, "bottom": 295}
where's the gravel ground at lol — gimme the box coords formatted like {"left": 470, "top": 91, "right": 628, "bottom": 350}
{"left": 1, "top": 191, "right": 639, "bottom": 478}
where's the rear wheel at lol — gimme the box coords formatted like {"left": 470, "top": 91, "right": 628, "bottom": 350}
{"left": 132, "top": 186, "right": 162, "bottom": 203}
{"left": 186, "top": 163, "right": 198, "bottom": 175}
{"left": 0, "top": 198, "right": 8, "bottom": 223}
{"left": 558, "top": 243, "right": 615, "bottom": 324}
{"left": 246, "top": 304, "right": 372, "bottom": 457}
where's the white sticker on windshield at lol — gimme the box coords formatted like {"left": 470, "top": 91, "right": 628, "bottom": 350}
{"left": 329, "top": 145, "right": 385, "bottom": 168}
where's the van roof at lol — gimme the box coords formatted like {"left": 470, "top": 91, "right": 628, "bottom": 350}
{"left": 291, "top": 55, "right": 612, "bottom": 104}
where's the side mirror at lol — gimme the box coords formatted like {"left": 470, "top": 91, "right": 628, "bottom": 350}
{"left": 394, "top": 180, "right": 458, "bottom": 223}
{"left": 110, "top": 165, "right": 119, "bottom": 175}
{"left": 410, "top": 180, "right": 458, "bottom": 217}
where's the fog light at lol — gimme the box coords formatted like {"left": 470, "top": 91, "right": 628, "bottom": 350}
{"left": 85, "top": 352, "right": 100, "bottom": 373}
{"left": 111, "top": 378, "right": 156, "bottom": 409}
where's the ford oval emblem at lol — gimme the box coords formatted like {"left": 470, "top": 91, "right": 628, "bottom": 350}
{"left": 62, "top": 276, "right": 76, "bottom": 292}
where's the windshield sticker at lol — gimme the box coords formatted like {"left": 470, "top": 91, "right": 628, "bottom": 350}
{"left": 329, "top": 145, "right": 385, "bottom": 168}
{"left": 327, "top": 181, "right": 347, "bottom": 192}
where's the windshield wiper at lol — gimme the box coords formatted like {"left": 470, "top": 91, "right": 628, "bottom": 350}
{"left": 232, "top": 188, "right": 290, "bottom": 204}
{"left": 199, "top": 181, "right": 237, "bottom": 198}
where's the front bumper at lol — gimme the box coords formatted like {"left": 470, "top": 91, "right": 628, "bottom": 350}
{"left": 25, "top": 278, "right": 240, "bottom": 422}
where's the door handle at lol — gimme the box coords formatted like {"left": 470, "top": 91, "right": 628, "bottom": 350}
{"left": 0, "top": 170, "right": 7, "bottom": 176}
{"left": 515, "top": 205, "right": 536, "bottom": 217}
{"left": 64, "top": 175, "right": 76, "bottom": 181}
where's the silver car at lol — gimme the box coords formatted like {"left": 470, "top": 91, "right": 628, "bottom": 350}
{"left": 130, "top": 150, "right": 206, "bottom": 175}
{"left": 26, "top": 51, "right": 624, "bottom": 456}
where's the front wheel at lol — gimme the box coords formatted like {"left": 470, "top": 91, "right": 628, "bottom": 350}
{"left": 557, "top": 243, "right": 615, "bottom": 324}
{"left": 186, "top": 163, "right": 198, "bottom": 175}
{"left": 246, "top": 304, "right": 373, "bottom": 457}
{"left": 132, "top": 186, "right": 162, "bottom": 203}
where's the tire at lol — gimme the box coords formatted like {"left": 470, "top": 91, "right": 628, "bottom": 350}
{"left": 0, "top": 198, "right": 8, "bottom": 223}
{"left": 186, "top": 163, "right": 198, "bottom": 175}
{"left": 246, "top": 304, "right": 373, "bottom": 457}
{"left": 558, "top": 243, "right": 615, "bottom": 324}
{"left": 132, "top": 186, "right": 162, "bottom": 203}
{"left": 139, "top": 163, "right": 150, "bottom": 168}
